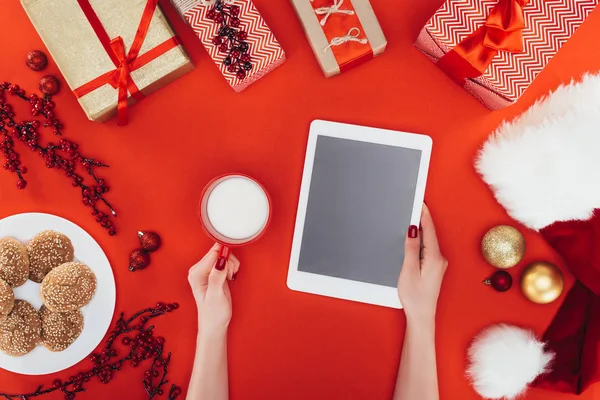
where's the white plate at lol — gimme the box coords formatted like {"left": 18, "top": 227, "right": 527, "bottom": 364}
{"left": 0, "top": 213, "right": 116, "bottom": 375}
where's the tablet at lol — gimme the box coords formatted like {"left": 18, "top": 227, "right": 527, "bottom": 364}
{"left": 287, "top": 120, "right": 432, "bottom": 309}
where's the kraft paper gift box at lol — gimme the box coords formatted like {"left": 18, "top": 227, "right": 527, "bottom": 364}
{"left": 22, "top": 0, "right": 194, "bottom": 124}
{"left": 414, "top": 0, "right": 599, "bottom": 110}
{"left": 171, "top": 0, "right": 286, "bottom": 92}
{"left": 290, "top": 0, "right": 387, "bottom": 78}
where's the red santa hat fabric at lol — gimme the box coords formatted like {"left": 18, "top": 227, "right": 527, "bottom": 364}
{"left": 476, "top": 72, "right": 600, "bottom": 394}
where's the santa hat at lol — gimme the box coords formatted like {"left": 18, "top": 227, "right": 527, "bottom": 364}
{"left": 476, "top": 72, "right": 600, "bottom": 394}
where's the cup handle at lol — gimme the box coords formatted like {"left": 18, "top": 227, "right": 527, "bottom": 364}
{"left": 216, "top": 245, "right": 231, "bottom": 271}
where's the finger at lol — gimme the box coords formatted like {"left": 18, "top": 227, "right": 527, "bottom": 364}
{"left": 403, "top": 225, "right": 421, "bottom": 272}
{"left": 420, "top": 204, "right": 441, "bottom": 256}
{"left": 207, "top": 261, "right": 228, "bottom": 295}
{"left": 227, "top": 253, "right": 241, "bottom": 281}
{"left": 188, "top": 243, "right": 220, "bottom": 276}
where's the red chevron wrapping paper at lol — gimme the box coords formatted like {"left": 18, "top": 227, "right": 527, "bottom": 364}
{"left": 172, "top": 0, "right": 285, "bottom": 92}
{"left": 415, "top": 0, "right": 599, "bottom": 109}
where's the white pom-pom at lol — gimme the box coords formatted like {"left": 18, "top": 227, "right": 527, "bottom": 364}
{"left": 466, "top": 324, "right": 554, "bottom": 399}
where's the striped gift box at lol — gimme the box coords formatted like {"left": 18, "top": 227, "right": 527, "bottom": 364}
{"left": 415, "top": 0, "right": 598, "bottom": 109}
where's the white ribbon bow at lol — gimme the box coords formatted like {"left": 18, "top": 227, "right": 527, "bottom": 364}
{"left": 323, "top": 27, "right": 368, "bottom": 52}
{"left": 314, "top": 0, "right": 355, "bottom": 26}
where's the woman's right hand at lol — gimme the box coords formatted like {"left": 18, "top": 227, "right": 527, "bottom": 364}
{"left": 188, "top": 243, "right": 240, "bottom": 337}
{"left": 397, "top": 204, "right": 448, "bottom": 326}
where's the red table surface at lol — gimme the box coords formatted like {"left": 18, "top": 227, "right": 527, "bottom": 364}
{"left": 1, "top": 0, "right": 600, "bottom": 399}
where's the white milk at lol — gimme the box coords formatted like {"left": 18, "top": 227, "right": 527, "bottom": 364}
{"left": 206, "top": 177, "right": 269, "bottom": 240}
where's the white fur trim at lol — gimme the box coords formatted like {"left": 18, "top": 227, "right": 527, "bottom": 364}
{"left": 466, "top": 324, "right": 554, "bottom": 400}
{"left": 476, "top": 73, "right": 600, "bottom": 230}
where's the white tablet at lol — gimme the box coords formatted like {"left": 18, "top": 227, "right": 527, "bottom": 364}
{"left": 287, "top": 120, "right": 432, "bottom": 309}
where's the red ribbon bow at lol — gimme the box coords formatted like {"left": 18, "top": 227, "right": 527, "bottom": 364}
{"left": 437, "top": 0, "right": 530, "bottom": 84}
{"left": 73, "top": 0, "right": 180, "bottom": 125}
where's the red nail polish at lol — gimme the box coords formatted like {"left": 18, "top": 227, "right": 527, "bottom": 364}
{"left": 408, "top": 225, "right": 418, "bottom": 238}
{"left": 232, "top": 272, "right": 237, "bottom": 281}
{"left": 216, "top": 257, "right": 226, "bottom": 271}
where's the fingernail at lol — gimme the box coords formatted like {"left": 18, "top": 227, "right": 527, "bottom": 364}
{"left": 216, "top": 257, "right": 226, "bottom": 271}
{"left": 232, "top": 272, "right": 237, "bottom": 281}
{"left": 408, "top": 225, "right": 418, "bottom": 238}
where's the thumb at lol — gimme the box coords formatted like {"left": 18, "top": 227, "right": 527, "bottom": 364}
{"left": 403, "top": 225, "right": 421, "bottom": 271}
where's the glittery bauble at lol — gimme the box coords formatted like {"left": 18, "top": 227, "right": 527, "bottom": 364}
{"left": 521, "top": 261, "right": 564, "bottom": 304}
{"left": 138, "top": 231, "right": 161, "bottom": 252}
{"left": 39, "top": 75, "right": 60, "bottom": 96}
{"left": 483, "top": 270, "right": 513, "bottom": 292}
{"left": 481, "top": 225, "right": 525, "bottom": 269}
{"left": 26, "top": 50, "right": 48, "bottom": 71}
{"left": 129, "top": 249, "right": 150, "bottom": 271}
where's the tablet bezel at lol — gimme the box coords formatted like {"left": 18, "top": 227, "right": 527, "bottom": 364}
{"left": 287, "top": 120, "right": 433, "bottom": 309}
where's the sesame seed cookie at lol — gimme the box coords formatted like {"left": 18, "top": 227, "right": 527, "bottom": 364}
{"left": 40, "top": 262, "right": 96, "bottom": 312}
{"left": 0, "top": 237, "right": 30, "bottom": 287}
{"left": 39, "top": 305, "right": 83, "bottom": 352}
{"left": 0, "top": 279, "right": 14, "bottom": 322}
{"left": 0, "top": 300, "right": 41, "bottom": 356}
{"left": 27, "top": 230, "right": 74, "bottom": 283}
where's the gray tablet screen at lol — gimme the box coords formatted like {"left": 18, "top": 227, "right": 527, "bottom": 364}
{"left": 297, "top": 136, "right": 422, "bottom": 288}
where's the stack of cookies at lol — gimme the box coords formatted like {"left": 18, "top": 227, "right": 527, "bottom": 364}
{"left": 0, "top": 231, "right": 97, "bottom": 356}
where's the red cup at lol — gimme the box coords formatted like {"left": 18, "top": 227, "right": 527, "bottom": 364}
{"left": 199, "top": 173, "right": 272, "bottom": 269}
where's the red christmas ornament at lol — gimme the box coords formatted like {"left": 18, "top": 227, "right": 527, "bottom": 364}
{"left": 39, "top": 75, "right": 60, "bottom": 96}
{"left": 26, "top": 50, "right": 48, "bottom": 71}
{"left": 129, "top": 249, "right": 150, "bottom": 271}
{"left": 483, "top": 270, "right": 513, "bottom": 292}
{"left": 138, "top": 231, "right": 161, "bottom": 252}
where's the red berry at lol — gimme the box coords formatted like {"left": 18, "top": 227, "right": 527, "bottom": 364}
{"left": 26, "top": 50, "right": 48, "bottom": 71}
{"left": 138, "top": 231, "right": 161, "bottom": 252}
{"left": 52, "top": 379, "right": 62, "bottom": 389}
{"left": 236, "top": 70, "right": 247, "bottom": 80}
{"left": 218, "top": 44, "right": 228, "bottom": 53}
{"left": 237, "top": 31, "right": 247, "bottom": 41}
{"left": 212, "top": 36, "right": 223, "bottom": 45}
{"left": 16, "top": 179, "right": 27, "bottom": 189}
{"left": 230, "top": 5, "right": 240, "bottom": 15}
{"left": 230, "top": 17, "right": 240, "bottom": 27}
{"left": 214, "top": 13, "right": 224, "bottom": 23}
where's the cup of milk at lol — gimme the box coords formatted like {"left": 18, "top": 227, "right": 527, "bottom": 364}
{"left": 199, "top": 174, "right": 271, "bottom": 269}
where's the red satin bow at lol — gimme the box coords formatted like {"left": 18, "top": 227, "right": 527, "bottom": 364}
{"left": 73, "top": 0, "right": 179, "bottom": 125}
{"left": 106, "top": 37, "right": 145, "bottom": 125}
{"left": 437, "top": 0, "right": 530, "bottom": 84}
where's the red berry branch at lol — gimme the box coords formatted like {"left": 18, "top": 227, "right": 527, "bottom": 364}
{"left": 0, "top": 303, "right": 182, "bottom": 400}
{"left": 0, "top": 82, "right": 117, "bottom": 235}
{"left": 207, "top": 0, "right": 253, "bottom": 80}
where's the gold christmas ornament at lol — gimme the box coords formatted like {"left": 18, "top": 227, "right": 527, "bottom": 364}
{"left": 521, "top": 262, "right": 564, "bottom": 304}
{"left": 481, "top": 225, "right": 525, "bottom": 269}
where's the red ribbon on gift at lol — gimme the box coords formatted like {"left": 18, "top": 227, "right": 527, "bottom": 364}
{"left": 437, "top": 0, "right": 530, "bottom": 84}
{"left": 72, "top": 0, "right": 180, "bottom": 125}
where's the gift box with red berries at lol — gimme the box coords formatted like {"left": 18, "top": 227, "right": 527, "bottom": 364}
{"left": 171, "top": 0, "right": 286, "bottom": 92}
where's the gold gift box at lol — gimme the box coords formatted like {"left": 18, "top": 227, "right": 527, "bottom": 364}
{"left": 22, "top": 0, "right": 194, "bottom": 122}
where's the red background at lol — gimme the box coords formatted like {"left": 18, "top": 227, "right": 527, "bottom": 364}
{"left": 1, "top": 0, "right": 599, "bottom": 399}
